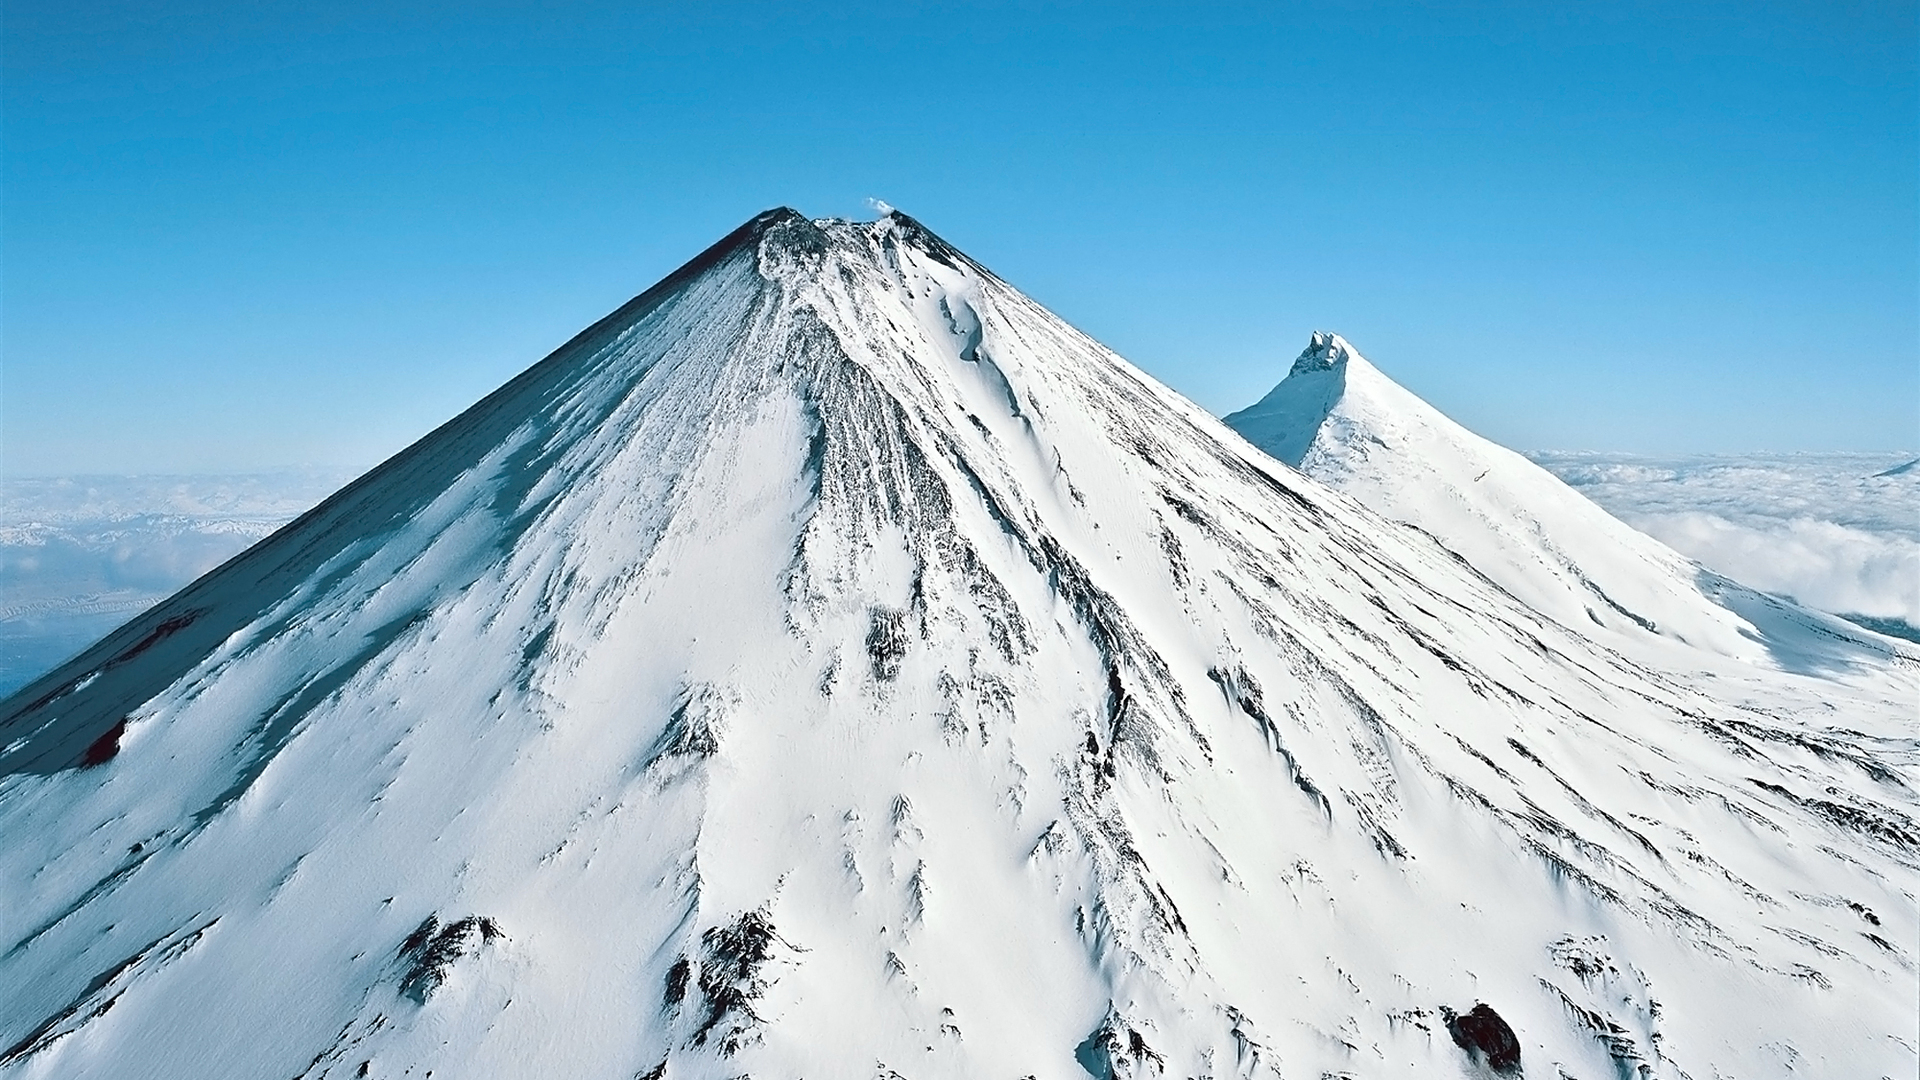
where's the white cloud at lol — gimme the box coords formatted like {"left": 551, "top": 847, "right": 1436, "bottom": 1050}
{"left": 0, "top": 471, "right": 347, "bottom": 695}
{"left": 1533, "top": 452, "right": 1920, "bottom": 624}
{"left": 1632, "top": 512, "right": 1917, "bottom": 622}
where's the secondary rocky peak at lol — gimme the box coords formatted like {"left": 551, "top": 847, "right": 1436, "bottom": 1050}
{"left": 1219, "top": 332, "right": 1361, "bottom": 467}
{"left": 1290, "top": 329, "right": 1360, "bottom": 374}
{"left": 1226, "top": 328, "right": 1908, "bottom": 670}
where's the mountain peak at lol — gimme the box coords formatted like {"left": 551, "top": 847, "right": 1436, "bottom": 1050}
{"left": 1226, "top": 331, "right": 1909, "bottom": 671}
{"left": 1, "top": 215, "right": 1913, "bottom": 1080}
{"left": 1291, "top": 330, "right": 1360, "bottom": 375}
{"left": 1220, "top": 331, "right": 1363, "bottom": 467}
{"left": 697, "top": 205, "right": 982, "bottom": 294}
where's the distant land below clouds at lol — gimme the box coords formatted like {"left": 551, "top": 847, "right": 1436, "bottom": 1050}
{"left": 1529, "top": 451, "right": 1919, "bottom": 640}
{"left": 0, "top": 470, "right": 352, "bottom": 698}
{"left": 2, "top": 453, "right": 1914, "bottom": 697}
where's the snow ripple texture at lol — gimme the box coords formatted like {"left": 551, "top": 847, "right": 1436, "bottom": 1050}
{"left": 0, "top": 210, "right": 1914, "bottom": 1080}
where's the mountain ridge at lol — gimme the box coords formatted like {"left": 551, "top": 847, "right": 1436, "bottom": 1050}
{"left": 1224, "top": 331, "right": 1911, "bottom": 676}
{"left": 0, "top": 209, "right": 1913, "bottom": 1080}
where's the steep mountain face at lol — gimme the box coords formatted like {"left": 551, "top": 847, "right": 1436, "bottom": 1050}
{"left": 1225, "top": 332, "right": 1910, "bottom": 677}
{"left": 0, "top": 211, "right": 1914, "bottom": 1080}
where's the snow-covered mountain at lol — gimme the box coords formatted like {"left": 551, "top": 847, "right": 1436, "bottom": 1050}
{"left": 1, "top": 210, "right": 1913, "bottom": 1080}
{"left": 1224, "top": 331, "right": 1909, "bottom": 675}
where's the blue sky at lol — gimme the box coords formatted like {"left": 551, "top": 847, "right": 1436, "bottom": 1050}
{"left": 4, "top": 0, "right": 1914, "bottom": 474}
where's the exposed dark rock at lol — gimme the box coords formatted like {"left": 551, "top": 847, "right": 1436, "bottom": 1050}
{"left": 693, "top": 909, "right": 790, "bottom": 1055}
{"left": 1074, "top": 1010, "right": 1165, "bottom": 1078}
{"left": 651, "top": 688, "right": 724, "bottom": 763}
{"left": 1750, "top": 778, "right": 1919, "bottom": 849}
{"left": 397, "top": 915, "right": 504, "bottom": 1003}
{"left": 1442, "top": 1003, "right": 1521, "bottom": 1074}
{"left": 81, "top": 718, "right": 127, "bottom": 767}
{"left": 1548, "top": 937, "right": 1615, "bottom": 983}
{"left": 664, "top": 956, "right": 691, "bottom": 1009}
{"left": 1158, "top": 525, "right": 1188, "bottom": 589}
{"left": 867, "top": 607, "right": 909, "bottom": 681}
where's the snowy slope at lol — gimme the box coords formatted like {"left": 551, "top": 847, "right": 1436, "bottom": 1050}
{"left": 1, "top": 211, "right": 1914, "bottom": 1080}
{"left": 1224, "top": 332, "right": 1911, "bottom": 676}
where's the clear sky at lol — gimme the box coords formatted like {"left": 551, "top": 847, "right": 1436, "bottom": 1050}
{"left": 4, "top": 0, "right": 1915, "bottom": 475}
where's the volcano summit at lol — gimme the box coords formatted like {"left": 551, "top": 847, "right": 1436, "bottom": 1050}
{"left": 0, "top": 210, "right": 1913, "bottom": 1080}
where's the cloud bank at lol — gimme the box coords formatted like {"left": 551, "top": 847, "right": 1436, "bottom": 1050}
{"left": 4, "top": 456, "right": 1914, "bottom": 694}
{"left": 1531, "top": 452, "right": 1920, "bottom": 630}
{"left": 0, "top": 472, "right": 347, "bottom": 697}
